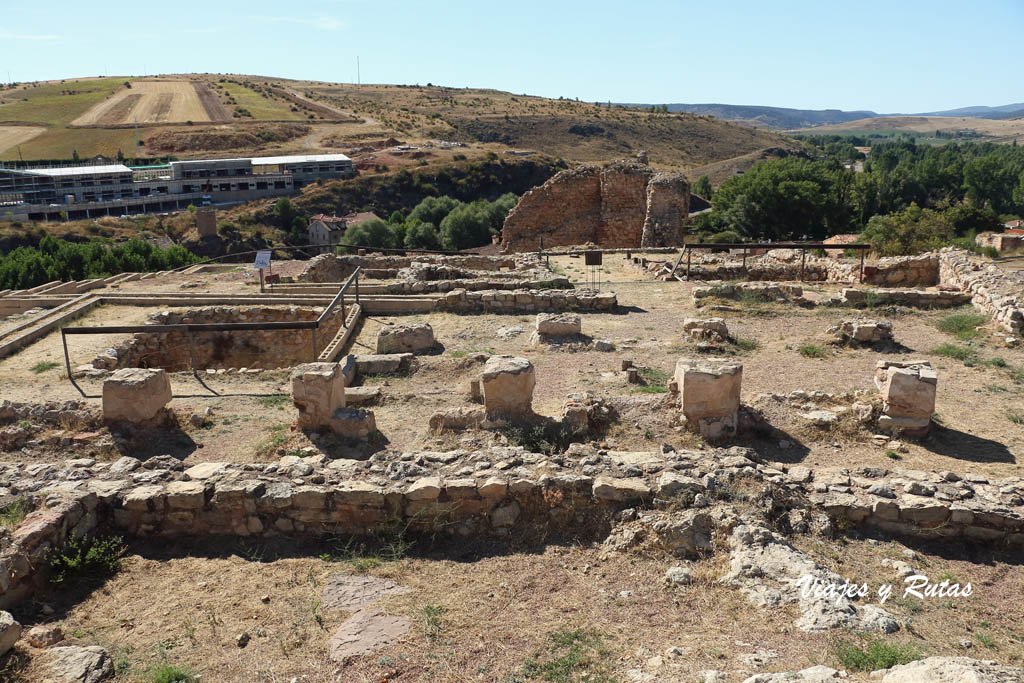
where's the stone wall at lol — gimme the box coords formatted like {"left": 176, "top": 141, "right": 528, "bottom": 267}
{"left": 437, "top": 288, "right": 617, "bottom": 313}
{"left": 92, "top": 306, "right": 346, "bottom": 372}
{"left": 299, "top": 253, "right": 520, "bottom": 283}
{"left": 501, "top": 160, "right": 689, "bottom": 252}
{"left": 1, "top": 445, "right": 1021, "bottom": 608}
{"left": 939, "top": 248, "right": 1024, "bottom": 334}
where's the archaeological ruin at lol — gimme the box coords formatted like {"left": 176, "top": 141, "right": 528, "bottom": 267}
{"left": 0, "top": 235, "right": 1021, "bottom": 681}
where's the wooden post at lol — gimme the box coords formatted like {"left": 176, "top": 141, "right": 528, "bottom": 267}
{"left": 860, "top": 249, "right": 865, "bottom": 283}
{"left": 800, "top": 249, "right": 806, "bottom": 281}
{"left": 259, "top": 268, "right": 265, "bottom": 293}
{"left": 686, "top": 249, "right": 691, "bottom": 278}
{"left": 742, "top": 247, "right": 747, "bottom": 271}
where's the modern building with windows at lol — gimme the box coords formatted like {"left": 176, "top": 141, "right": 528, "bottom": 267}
{"left": 0, "top": 154, "right": 354, "bottom": 222}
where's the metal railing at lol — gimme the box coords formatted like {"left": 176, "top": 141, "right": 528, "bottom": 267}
{"left": 59, "top": 267, "right": 362, "bottom": 396}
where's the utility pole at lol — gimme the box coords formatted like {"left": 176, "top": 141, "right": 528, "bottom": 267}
{"left": 357, "top": 56, "right": 360, "bottom": 86}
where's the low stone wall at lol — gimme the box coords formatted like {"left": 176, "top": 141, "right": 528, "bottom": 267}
{"left": 836, "top": 287, "right": 972, "bottom": 308}
{"left": 437, "top": 288, "right": 617, "bottom": 313}
{"left": 0, "top": 443, "right": 1021, "bottom": 608}
{"left": 92, "top": 306, "right": 347, "bottom": 372}
{"left": 378, "top": 276, "right": 572, "bottom": 295}
{"left": 299, "top": 254, "right": 522, "bottom": 283}
{"left": 939, "top": 248, "right": 1024, "bottom": 334}
{"left": 656, "top": 251, "right": 939, "bottom": 287}
{"left": 0, "top": 494, "right": 100, "bottom": 609}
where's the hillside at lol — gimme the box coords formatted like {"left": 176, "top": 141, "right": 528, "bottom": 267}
{"left": 630, "top": 103, "right": 880, "bottom": 129}
{"left": 786, "top": 115, "right": 1024, "bottom": 145}
{"left": 0, "top": 74, "right": 794, "bottom": 173}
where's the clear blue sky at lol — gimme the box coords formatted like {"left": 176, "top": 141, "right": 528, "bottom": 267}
{"left": 2, "top": 0, "right": 1021, "bottom": 113}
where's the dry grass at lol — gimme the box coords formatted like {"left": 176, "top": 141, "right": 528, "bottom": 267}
{"left": 72, "top": 80, "right": 211, "bottom": 125}
{"left": 0, "top": 125, "right": 45, "bottom": 154}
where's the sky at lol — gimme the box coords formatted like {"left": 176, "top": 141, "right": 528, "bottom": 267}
{"left": 2, "top": 0, "right": 1022, "bottom": 113}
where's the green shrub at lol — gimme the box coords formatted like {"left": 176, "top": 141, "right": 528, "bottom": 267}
{"left": 930, "top": 343, "right": 976, "bottom": 362}
{"left": 936, "top": 312, "right": 988, "bottom": 340}
{"left": 520, "top": 628, "right": 615, "bottom": 683}
{"left": 29, "top": 361, "right": 59, "bottom": 374}
{"left": 798, "top": 344, "right": 826, "bottom": 358}
{"left": 731, "top": 337, "right": 759, "bottom": 352}
{"left": 47, "top": 535, "right": 125, "bottom": 585}
{"left": 834, "top": 639, "right": 922, "bottom": 671}
{"left": 0, "top": 236, "right": 198, "bottom": 290}
{"left": 0, "top": 498, "right": 32, "bottom": 527}
{"left": 147, "top": 664, "right": 198, "bottom": 683}
{"left": 502, "top": 422, "right": 588, "bottom": 455}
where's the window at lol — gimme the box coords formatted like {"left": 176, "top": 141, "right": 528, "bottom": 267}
{"left": 237, "top": 182, "right": 249, "bottom": 190}
{"left": 274, "top": 181, "right": 286, "bottom": 189}
{"left": 256, "top": 181, "right": 268, "bottom": 190}
{"left": 219, "top": 183, "right": 231, "bottom": 192}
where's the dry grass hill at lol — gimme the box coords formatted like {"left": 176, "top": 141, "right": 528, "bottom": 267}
{"left": 788, "top": 115, "right": 1024, "bottom": 145}
{"left": 0, "top": 74, "right": 794, "bottom": 173}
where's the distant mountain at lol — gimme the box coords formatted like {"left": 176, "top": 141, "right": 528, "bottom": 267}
{"left": 918, "top": 103, "right": 1024, "bottom": 118}
{"left": 620, "top": 102, "right": 1024, "bottom": 129}
{"left": 620, "top": 104, "right": 881, "bottom": 129}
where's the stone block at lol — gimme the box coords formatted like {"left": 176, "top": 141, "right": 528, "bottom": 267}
{"left": 481, "top": 355, "right": 535, "bottom": 419}
{"left": 291, "top": 362, "right": 346, "bottom": 429}
{"left": 376, "top": 323, "right": 435, "bottom": 354}
{"left": 102, "top": 368, "right": 171, "bottom": 423}
{"left": 682, "top": 318, "right": 729, "bottom": 341}
{"left": 327, "top": 407, "right": 376, "bottom": 439}
{"left": 0, "top": 611, "right": 21, "bottom": 656}
{"left": 535, "top": 313, "right": 581, "bottom": 337}
{"left": 353, "top": 353, "right": 413, "bottom": 376}
{"left": 674, "top": 358, "right": 742, "bottom": 440}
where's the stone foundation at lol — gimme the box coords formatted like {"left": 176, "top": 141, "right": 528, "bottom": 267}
{"left": 682, "top": 318, "right": 729, "bottom": 342}
{"left": 376, "top": 323, "right": 435, "bottom": 354}
{"left": 438, "top": 288, "right": 616, "bottom": 313}
{"left": 291, "top": 362, "right": 346, "bottom": 429}
{"left": 827, "top": 319, "right": 893, "bottom": 345}
{"left": 939, "top": 248, "right": 1023, "bottom": 334}
{"left": 92, "top": 306, "right": 346, "bottom": 372}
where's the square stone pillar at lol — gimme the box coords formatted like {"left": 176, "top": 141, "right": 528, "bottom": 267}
{"left": 674, "top": 358, "right": 742, "bottom": 441}
{"left": 481, "top": 355, "right": 535, "bottom": 420}
{"left": 291, "top": 362, "right": 346, "bottom": 430}
{"left": 102, "top": 368, "right": 172, "bottom": 423}
{"left": 876, "top": 361, "right": 936, "bottom": 437}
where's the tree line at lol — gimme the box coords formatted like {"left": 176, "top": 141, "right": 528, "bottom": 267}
{"left": 0, "top": 236, "right": 198, "bottom": 290}
{"left": 694, "top": 141, "right": 1024, "bottom": 254}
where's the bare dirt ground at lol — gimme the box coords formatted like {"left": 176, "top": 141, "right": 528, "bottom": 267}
{"left": 0, "top": 125, "right": 45, "bottom": 155}
{"left": 1, "top": 254, "right": 1021, "bottom": 477}
{"left": 2, "top": 254, "right": 1024, "bottom": 681}
{"left": 11, "top": 531, "right": 1023, "bottom": 682}
{"left": 72, "top": 81, "right": 211, "bottom": 126}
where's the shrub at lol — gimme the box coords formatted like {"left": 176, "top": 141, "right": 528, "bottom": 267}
{"left": 147, "top": 664, "right": 198, "bottom": 683}
{"left": 29, "top": 361, "right": 59, "bottom": 374}
{"left": 935, "top": 312, "right": 988, "bottom": 340}
{"left": 0, "top": 498, "right": 32, "bottom": 527}
{"left": 798, "top": 344, "right": 826, "bottom": 358}
{"left": 834, "top": 639, "right": 922, "bottom": 671}
{"left": 930, "top": 343, "right": 976, "bottom": 362}
{"left": 502, "top": 422, "right": 587, "bottom": 455}
{"left": 47, "top": 535, "right": 125, "bottom": 585}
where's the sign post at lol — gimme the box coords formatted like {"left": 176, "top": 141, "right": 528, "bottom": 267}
{"left": 254, "top": 250, "right": 272, "bottom": 293}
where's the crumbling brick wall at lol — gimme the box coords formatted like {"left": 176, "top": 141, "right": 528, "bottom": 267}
{"left": 501, "top": 160, "right": 689, "bottom": 252}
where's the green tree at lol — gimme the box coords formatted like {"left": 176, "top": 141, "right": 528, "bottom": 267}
{"left": 408, "top": 196, "right": 462, "bottom": 226}
{"left": 403, "top": 220, "right": 441, "bottom": 250}
{"left": 439, "top": 202, "right": 492, "bottom": 250}
{"left": 273, "top": 198, "right": 301, "bottom": 233}
{"left": 859, "top": 203, "right": 955, "bottom": 256}
{"left": 339, "top": 218, "right": 398, "bottom": 250}
{"left": 694, "top": 175, "right": 713, "bottom": 199}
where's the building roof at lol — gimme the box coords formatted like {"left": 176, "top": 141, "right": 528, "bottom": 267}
{"left": 19, "top": 164, "right": 132, "bottom": 177}
{"left": 341, "top": 211, "right": 380, "bottom": 226}
{"left": 309, "top": 214, "right": 346, "bottom": 231}
{"left": 250, "top": 154, "right": 351, "bottom": 166}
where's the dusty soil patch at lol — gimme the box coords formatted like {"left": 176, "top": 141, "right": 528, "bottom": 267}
{"left": 0, "top": 125, "right": 45, "bottom": 154}
{"left": 72, "top": 80, "right": 211, "bottom": 126}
